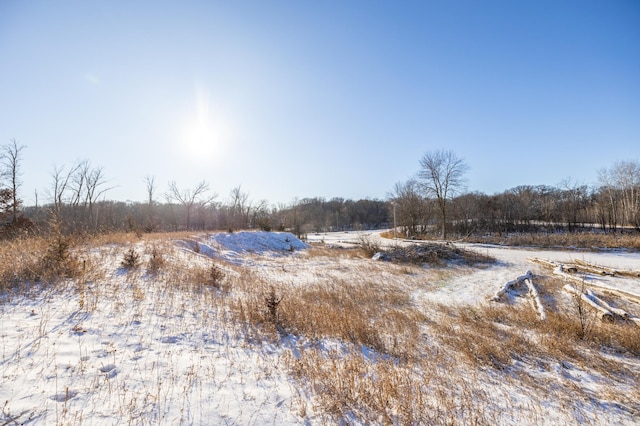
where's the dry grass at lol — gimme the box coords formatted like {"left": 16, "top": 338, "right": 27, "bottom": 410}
{"left": 218, "top": 248, "right": 639, "bottom": 423}
{"left": 279, "top": 279, "right": 424, "bottom": 360}
{"left": 382, "top": 229, "right": 640, "bottom": 250}
{"left": 465, "top": 231, "right": 640, "bottom": 250}
{"left": 2, "top": 232, "right": 640, "bottom": 424}
{"left": 0, "top": 233, "right": 85, "bottom": 293}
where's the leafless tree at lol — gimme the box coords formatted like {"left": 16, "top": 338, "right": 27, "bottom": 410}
{"left": 167, "top": 180, "right": 217, "bottom": 230}
{"left": 388, "top": 178, "right": 430, "bottom": 238}
{"left": 229, "top": 185, "right": 251, "bottom": 229}
{"left": 559, "top": 178, "right": 589, "bottom": 231}
{"left": 145, "top": 175, "right": 156, "bottom": 208}
{"left": 50, "top": 162, "right": 82, "bottom": 215}
{"left": 83, "top": 165, "right": 111, "bottom": 226}
{"left": 250, "top": 199, "right": 271, "bottom": 229}
{"left": 1, "top": 139, "right": 26, "bottom": 224}
{"left": 144, "top": 175, "right": 157, "bottom": 231}
{"left": 48, "top": 160, "right": 111, "bottom": 229}
{"left": 418, "top": 149, "right": 469, "bottom": 239}
{"left": 598, "top": 160, "right": 640, "bottom": 231}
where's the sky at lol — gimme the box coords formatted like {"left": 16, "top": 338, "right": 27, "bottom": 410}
{"left": 1, "top": 0, "right": 639, "bottom": 206}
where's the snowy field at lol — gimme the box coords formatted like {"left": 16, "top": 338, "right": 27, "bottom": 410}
{"left": 1, "top": 230, "right": 640, "bottom": 425}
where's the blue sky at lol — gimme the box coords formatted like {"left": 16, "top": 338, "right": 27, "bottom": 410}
{"left": 1, "top": 1, "right": 639, "bottom": 205}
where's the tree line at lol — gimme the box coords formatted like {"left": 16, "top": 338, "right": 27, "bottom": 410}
{"left": 390, "top": 149, "right": 640, "bottom": 239}
{"left": 1, "top": 140, "right": 639, "bottom": 239}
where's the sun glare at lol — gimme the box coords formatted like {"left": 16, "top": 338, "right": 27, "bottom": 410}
{"left": 184, "top": 120, "right": 218, "bottom": 159}
{"left": 181, "top": 85, "right": 231, "bottom": 162}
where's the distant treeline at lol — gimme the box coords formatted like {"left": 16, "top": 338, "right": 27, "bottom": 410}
{"left": 8, "top": 181, "right": 638, "bottom": 239}
{"left": 0, "top": 140, "right": 639, "bottom": 239}
{"left": 18, "top": 196, "right": 390, "bottom": 236}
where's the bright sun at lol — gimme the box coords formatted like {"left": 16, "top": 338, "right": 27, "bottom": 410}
{"left": 184, "top": 120, "right": 218, "bottom": 160}
{"left": 181, "top": 85, "right": 231, "bottom": 162}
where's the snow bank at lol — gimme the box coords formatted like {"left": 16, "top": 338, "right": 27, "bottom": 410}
{"left": 208, "top": 231, "right": 308, "bottom": 254}
{"left": 177, "top": 231, "right": 309, "bottom": 265}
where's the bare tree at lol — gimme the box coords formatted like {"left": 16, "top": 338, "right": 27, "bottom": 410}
{"left": 229, "top": 185, "right": 251, "bottom": 229}
{"left": 388, "top": 178, "right": 430, "bottom": 238}
{"left": 559, "top": 178, "right": 589, "bottom": 231}
{"left": 417, "top": 149, "right": 469, "bottom": 239}
{"left": 598, "top": 160, "right": 640, "bottom": 231}
{"left": 83, "top": 165, "right": 111, "bottom": 227}
{"left": 50, "top": 162, "right": 82, "bottom": 215}
{"left": 145, "top": 175, "right": 156, "bottom": 208}
{"left": 250, "top": 199, "right": 271, "bottom": 229}
{"left": 144, "top": 175, "right": 157, "bottom": 231}
{"left": 1, "top": 139, "right": 26, "bottom": 224}
{"left": 48, "top": 161, "right": 111, "bottom": 229}
{"left": 167, "top": 180, "right": 217, "bottom": 230}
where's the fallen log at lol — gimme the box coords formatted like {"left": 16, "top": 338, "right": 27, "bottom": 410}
{"left": 553, "top": 265, "right": 589, "bottom": 285}
{"left": 584, "top": 289, "right": 629, "bottom": 319}
{"left": 524, "top": 275, "right": 546, "bottom": 320}
{"left": 581, "top": 282, "right": 640, "bottom": 305}
{"left": 573, "top": 259, "right": 617, "bottom": 276}
{"left": 491, "top": 271, "right": 533, "bottom": 301}
{"left": 529, "top": 257, "right": 578, "bottom": 272}
{"left": 562, "top": 284, "right": 614, "bottom": 322}
{"left": 492, "top": 271, "right": 546, "bottom": 320}
{"left": 528, "top": 257, "right": 559, "bottom": 269}
{"left": 574, "top": 258, "right": 640, "bottom": 278}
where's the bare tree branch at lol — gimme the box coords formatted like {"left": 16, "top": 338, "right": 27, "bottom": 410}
{"left": 417, "top": 149, "right": 469, "bottom": 239}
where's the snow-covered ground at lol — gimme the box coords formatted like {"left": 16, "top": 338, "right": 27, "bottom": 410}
{"left": 307, "top": 230, "right": 640, "bottom": 304}
{"left": 1, "top": 230, "right": 640, "bottom": 424}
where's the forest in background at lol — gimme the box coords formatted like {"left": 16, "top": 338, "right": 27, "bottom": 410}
{"left": 1, "top": 140, "right": 639, "bottom": 241}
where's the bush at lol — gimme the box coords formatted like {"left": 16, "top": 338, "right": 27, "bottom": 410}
{"left": 121, "top": 247, "right": 141, "bottom": 270}
{"left": 208, "top": 264, "right": 225, "bottom": 288}
{"left": 146, "top": 246, "right": 165, "bottom": 274}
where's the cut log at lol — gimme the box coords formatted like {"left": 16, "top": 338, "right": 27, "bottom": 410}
{"left": 574, "top": 258, "right": 640, "bottom": 278}
{"left": 584, "top": 289, "right": 629, "bottom": 319}
{"left": 581, "top": 283, "right": 640, "bottom": 305}
{"left": 492, "top": 271, "right": 546, "bottom": 320}
{"left": 562, "top": 284, "right": 614, "bottom": 322}
{"left": 524, "top": 275, "right": 546, "bottom": 321}
{"left": 491, "top": 271, "right": 533, "bottom": 301}
{"left": 528, "top": 257, "right": 559, "bottom": 269}
{"left": 553, "top": 265, "right": 589, "bottom": 285}
{"left": 573, "top": 259, "right": 617, "bottom": 276}
{"left": 529, "top": 257, "right": 579, "bottom": 273}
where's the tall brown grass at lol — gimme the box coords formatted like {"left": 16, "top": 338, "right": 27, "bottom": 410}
{"left": 391, "top": 230, "right": 640, "bottom": 250}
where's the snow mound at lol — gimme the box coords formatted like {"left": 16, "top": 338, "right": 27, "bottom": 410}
{"left": 208, "top": 231, "right": 308, "bottom": 255}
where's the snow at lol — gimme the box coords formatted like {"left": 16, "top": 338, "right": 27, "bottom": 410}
{"left": 2, "top": 230, "right": 640, "bottom": 424}
{"left": 177, "top": 231, "right": 308, "bottom": 265}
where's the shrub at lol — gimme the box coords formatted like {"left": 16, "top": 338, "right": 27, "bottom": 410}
{"left": 121, "top": 247, "right": 141, "bottom": 270}
{"left": 146, "top": 245, "right": 165, "bottom": 274}
{"left": 208, "top": 264, "right": 225, "bottom": 288}
{"left": 265, "top": 287, "right": 283, "bottom": 327}
{"left": 38, "top": 231, "right": 81, "bottom": 282}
